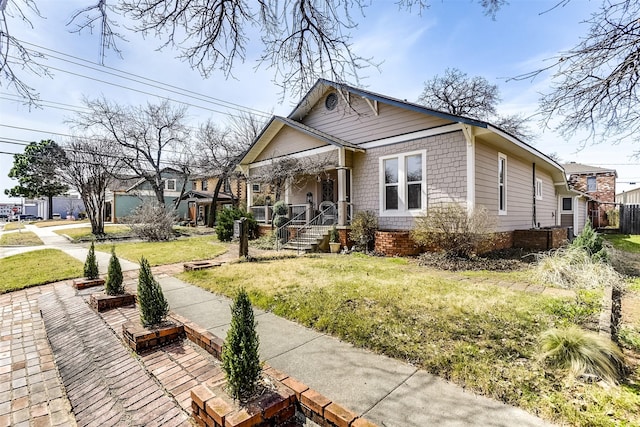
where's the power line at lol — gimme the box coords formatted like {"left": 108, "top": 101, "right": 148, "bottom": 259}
{"left": 16, "top": 39, "right": 273, "bottom": 119}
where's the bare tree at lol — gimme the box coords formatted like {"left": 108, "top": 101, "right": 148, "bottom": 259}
{"left": 492, "top": 113, "right": 535, "bottom": 141}
{"left": 528, "top": 0, "right": 640, "bottom": 149}
{"left": 67, "top": 0, "right": 125, "bottom": 62}
{"left": 417, "top": 68, "right": 534, "bottom": 140}
{"left": 417, "top": 68, "right": 500, "bottom": 118}
{"left": 195, "top": 112, "right": 266, "bottom": 226}
{"left": 2, "top": 1, "right": 506, "bottom": 104}
{"left": 58, "top": 137, "right": 121, "bottom": 235}
{"left": 0, "top": 0, "right": 49, "bottom": 103}
{"left": 70, "top": 97, "right": 191, "bottom": 206}
{"left": 249, "top": 154, "right": 335, "bottom": 201}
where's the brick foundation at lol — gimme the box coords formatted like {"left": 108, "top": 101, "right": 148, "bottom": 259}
{"left": 512, "top": 227, "right": 569, "bottom": 250}
{"left": 476, "top": 231, "right": 513, "bottom": 254}
{"left": 89, "top": 292, "right": 136, "bottom": 312}
{"left": 374, "top": 231, "right": 421, "bottom": 256}
{"left": 73, "top": 277, "right": 105, "bottom": 290}
{"left": 257, "top": 224, "right": 273, "bottom": 237}
{"left": 122, "top": 321, "right": 185, "bottom": 353}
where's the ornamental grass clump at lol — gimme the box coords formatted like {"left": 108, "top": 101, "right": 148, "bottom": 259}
{"left": 539, "top": 326, "right": 626, "bottom": 385}
{"left": 137, "top": 256, "right": 169, "bottom": 327}
{"left": 104, "top": 246, "right": 125, "bottom": 295}
{"left": 84, "top": 241, "right": 99, "bottom": 279}
{"left": 222, "top": 288, "right": 261, "bottom": 401}
{"left": 534, "top": 246, "right": 623, "bottom": 290}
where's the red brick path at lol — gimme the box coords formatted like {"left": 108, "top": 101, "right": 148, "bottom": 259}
{"left": 39, "top": 284, "right": 191, "bottom": 426}
{"left": 0, "top": 283, "right": 75, "bottom": 427}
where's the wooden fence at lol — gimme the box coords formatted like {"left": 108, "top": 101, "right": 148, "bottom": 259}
{"left": 620, "top": 204, "right": 640, "bottom": 235}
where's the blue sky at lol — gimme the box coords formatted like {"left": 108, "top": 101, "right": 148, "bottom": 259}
{"left": 2, "top": 0, "right": 638, "bottom": 204}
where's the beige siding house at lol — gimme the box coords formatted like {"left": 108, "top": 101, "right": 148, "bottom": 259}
{"left": 238, "top": 80, "right": 578, "bottom": 254}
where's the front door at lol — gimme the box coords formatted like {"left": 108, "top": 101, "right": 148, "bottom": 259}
{"left": 322, "top": 179, "right": 335, "bottom": 202}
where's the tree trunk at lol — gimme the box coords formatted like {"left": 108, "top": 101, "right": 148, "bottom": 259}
{"left": 47, "top": 195, "right": 54, "bottom": 220}
{"left": 207, "top": 179, "right": 224, "bottom": 227}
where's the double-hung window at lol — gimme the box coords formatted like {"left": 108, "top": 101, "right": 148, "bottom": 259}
{"left": 383, "top": 158, "right": 399, "bottom": 210}
{"left": 165, "top": 179, "right": 176, "bottom": 191}
{"left": 498, "top": 153, "right": 507, "bottom": 215}
{"left": 380, "top": 150, "right": 426, "bottom": 215}
{"left": 587, "top": 176, "right": 597, "bottom": 192}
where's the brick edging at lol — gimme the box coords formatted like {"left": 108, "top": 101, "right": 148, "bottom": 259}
{"left": 170, "top": 312, "right": 379, "bottom": 427}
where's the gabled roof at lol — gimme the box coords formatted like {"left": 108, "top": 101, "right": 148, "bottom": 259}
{"left": 238, "top": 79, "right": 565, "bottom": 183}
{"left": 562, "top": 162, "right": 618, "bottom": 177}
{"left": 288, "top": 79, "right": 486, "bottom": 127}
{"left": 239, "top": 115, "right": 364, "bottom": 166}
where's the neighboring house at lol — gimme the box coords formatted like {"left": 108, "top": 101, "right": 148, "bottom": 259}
{"left": 237, "top": 79, "right": 583, "bottom": 254}
{"left": 178, "top": 174, "right": 247, "bottom": 225}
{"left": 105, "top": 168, "right": 189, "bottom": 223}
{"left": 563, "top": 162, "right": 617, "bottom": 227}
{"left": 616, "top": 186, "right": 640, "bottom": 205}
{"left": 32, "top": 192, "right": 86, "bottom": 219}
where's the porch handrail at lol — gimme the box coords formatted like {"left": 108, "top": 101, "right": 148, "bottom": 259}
{"left": 275, "top": 207, "right": 309, "bottom": 250}
{"left": 277, "top": 203, "right": 337, "bottom": 253}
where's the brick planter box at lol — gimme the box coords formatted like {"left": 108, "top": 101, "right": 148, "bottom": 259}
{"left": 191, "top": 372, "right": 296, "bottom": 427}
{"left": 73, "top": 277, "right": 105, "bottom": 290}
{"left": 184, "top": 261, "right": 221, "bottom": 271}
{"left": 89, "top": 293, "right": 136, "bottom": 312}
{"left": 122, "top": 320, "right": 184, "bottom": 353}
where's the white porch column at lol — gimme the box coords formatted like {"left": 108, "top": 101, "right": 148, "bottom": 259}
{"left": 337, "top": 148, "right": 347, "bottom": 226}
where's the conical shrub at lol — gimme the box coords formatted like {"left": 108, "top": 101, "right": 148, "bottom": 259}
{"left": 84, "top": 241, "right": 99, "bottom": 279}
{"left": 222, "top": 288, "right": 261, "bottom": 400}
{"left": 105, "top": 246, "right": 125, "bottom": 295}
{"left": 137, "top": 256, "right": 169, "bottom": 327}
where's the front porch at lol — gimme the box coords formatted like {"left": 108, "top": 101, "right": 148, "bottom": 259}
{"left": 247, "top": 161, "right": 355, "bottom": 252}
{"left": 251, "top": 200, "right": 353, "bottom": 253}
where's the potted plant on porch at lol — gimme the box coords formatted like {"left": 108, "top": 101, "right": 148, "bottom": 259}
{"left": 329, "top": 225, "right": 341, "bottom": 253}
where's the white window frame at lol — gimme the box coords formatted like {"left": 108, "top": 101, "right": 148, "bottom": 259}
{"left": 379, "top": 150, "right": 427, "bottom": 217}
{"left": 498, "top": 153, "right": 507, "bottom": 215}
{"left": 535, "top": 178, "right": 543, "bottom": 200}
{"left": 165, "top": 179, "right": 177, "bottom": 191}
{"left": 561, "top": 197, "right": 573, "bottom": 212}
{"left": 587, "top": 176, "right": 597, "bottom": 192}
{"left": 252, "top": 183, "right": 261, "bottom": 193}
{"left": 202, "top": 180, "right": 208, "bottom": 191}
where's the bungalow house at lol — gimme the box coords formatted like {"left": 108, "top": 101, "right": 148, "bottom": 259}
{"left": 237, "top": 79, "right": 583, "bottom": 255}
{"left": 562, "top": 162, "right": 617, "bottom": 227}
{"left": 105, "top": 168, "right": 189, "bottom": 223}
{"left": 178, "top": 174, "right": 247, "bottom": 226}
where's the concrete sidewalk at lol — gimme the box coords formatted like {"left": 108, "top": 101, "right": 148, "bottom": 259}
{"left": 154, "top": 273, "right": 552, "bottom": 427}
{"left": 0, "top": 223, "right": 139, "bottom": 274}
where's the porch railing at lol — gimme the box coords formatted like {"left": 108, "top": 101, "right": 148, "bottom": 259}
{"left": 250, "top": 205, "right": 273, "bottom": 223}
{"left": 276, "top": 203, "right": 337, "bottom": 252}
{"left": 275, "top": 208, "right": 309, "bottom": 250}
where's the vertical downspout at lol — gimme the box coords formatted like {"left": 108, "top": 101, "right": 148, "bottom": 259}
{"left": 532, "top": 163, "right": 537, "bottom": 228}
